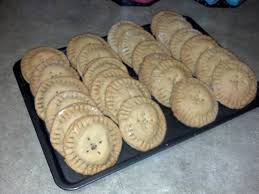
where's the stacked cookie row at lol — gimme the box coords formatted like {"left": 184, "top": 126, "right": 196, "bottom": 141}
{"left": 68, "top": 33, "right": 167, "bottom": 152}
{"left": 153, "top": 10, "right": 257, "bottom": 109}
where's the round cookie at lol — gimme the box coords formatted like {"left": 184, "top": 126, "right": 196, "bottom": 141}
{"left": 50, "top": 103, "right": 102, "bottom": 156}
{"left": 212, "top": 59, "right": 257, "bottom": 109}
{"left": 77, "top": 44, "right": 120, "bottom": 76}
{"left": 118, "top": 97, "right": 166, "bottom": 152}
{"left": 156, "top": 18, "right": 192, "bottom": 48}
{"left": 169, "top": 28, "right": 201, "bottom": 60}
{"left": 196, "top": 47, "right": 238, "bottom": 86}
{"left": 180, "top": 34, "right": 218, "bottom": 75}
{"left": 30, "top": 63, "right": 79, "bottom": 96}
{"left": 150, "top": 59, "right": 192, "bottom": 107}
{"left": 35, "top": 77, "right": 89, "bottom": 120}
{"left": 82, "top": 57, "right": 128, "bottom": 89}
{"left": 171, "top": 78, "right": 218, "bottom": 128}
{"left": 118, "top": 28, "right": 154, "bottom": 66}
{"left": 139, "top": 53, "right": 172, "bottom": 90}
{"left": 67, "top": 33, "right": 107, "bottom": 68}
{"left": 90, "top": 69, "right": 129, "bottom": 118}
{"left": 21, "top": 47, "right": 69, "bottom": 83}
{"left": 45, "top": 91, "right": 96, "bottom": 131}
{"left": 132, "top": 40, "right": 170, "bottom": 73}
{"left": 108, "top": 21, "right": 143, "bottom": 53}
{"left": 105, "top": 78, "right": 151, "bottom": 122}
{"left": 63, "top": 115, "right": 122, "bottom": 175}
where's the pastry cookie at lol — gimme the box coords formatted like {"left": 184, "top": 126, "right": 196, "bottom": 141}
{"left": 63, "top": 115, "right": 122, "bottom": 175}
{"left": 50, "top": 103, "right": 102, "bottom": 156}
{"left": 132, "top": 40, "right": 170, "bottom": 73}
{"left": 30, "top": 63, "right": 79, "bottom": 96}
{"left": 196, "top": 47, "right": 237, "bottom": 86}
{"left": 181, "top": 35, "right": 218, "bottom": 75}
{"left": 171, "top": 78, "right": 218, "bottom": 128}
{"left": 21, "top": 47, "right": 69, "bottom": 83}
{"left": 105, "top": 78, "right": 151, "bottom": 122}
{"left": 139, "top": 53, "right": 172, "bottom": 90}
{"left": 156, "top": 18, "right": 192, "bottom": 48}
{"left": 212, "top": 60, "right": 257, "bottom": 109}
{"left": 118, "top": 97, "right": 166, "bottom": 151}
{"left": 118, "top": 28, "right": 154, "bottom": 66}
{"left": 108, "top": 21, "right": 143, "bottom": 53}
{"left": 169, "top": 28, "right": 201, "bottom": 60}
{"left": 35, "top": 77, "right": 89, "bottom": 120}
{"left": 90, "top": 69, "right": 129, "bottom": 117}
{"left": 67, "top": 33, "right": 107, "bottom": 68}
{"left": 150, "top": 59, "right": 192, "bottom": 107}
{"left": 77, "top": 44, "right": 120, "bottom": 76}
{"left": 82, "top": 57, "right": 128, "bottom": 88}
{"left": 45, "top": 91, "right": 96, "bottom": 130}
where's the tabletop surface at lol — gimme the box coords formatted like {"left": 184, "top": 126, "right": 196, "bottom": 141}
{"left": 0, "top": 0, "right": 259, "bottom": 193}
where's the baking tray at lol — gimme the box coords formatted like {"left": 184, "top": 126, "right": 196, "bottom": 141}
{"left": 13, "top": 16, "right": 259, "bottom": 190}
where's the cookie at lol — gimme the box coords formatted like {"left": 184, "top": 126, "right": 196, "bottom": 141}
{"left": 156, "top": 18, "right": 192, "bottom": 48}
{"left": 45, "top": 91, "right": 96, "bottom": 131}
{"left": 139, "top": 53, "right": 172, "bottom": 90}
{"left": 118, "top": 28, "right": 154, "bottom": 66}
{"left": 77, "top": 44, "right": 120, "bottom": 76}
{"left": 132, "top": 40, "right": 170, "bottom": 73}
{"left": 171, "top": 78, "right": 218, "bottom": 128}
{"left": 21, "top": 47, "right": 69, "bottom": 83}
{"left": 30, "top": 63, "right": 79, "bottom": 96}
{"left": 82, "top": 57, "right": 128, "bottom": 89}
{"left": 90, "top": 69, "right": 129, "bottom": 118}
{"left": 196, "top": 47, "right": 238, "bottom": 86}
{"left": 63, "top": 115, "right": 122, "bottom": 175}
{"left": 118, "top": 97, "right": 166, "bottom": 152}
{"left": 50, "top": 103, "right": 102, "bottom": 156}
{"left": 180, "top": 35, "right": 218, "bottom": 75}
{"left": 105, "top": 78, "right": 151, "bottom": 122}
{"left": 151, "top": 10, "right": 183, "bottom": 35}
{"left": 67, "top": 33, "right": 107, "bottom": 68}
{"left": 212, "top": 59, "right": 257, "bottom": 109}
{"left": 35, "top": 77, "right": 89, "bottom": 120}
{"left": 150, "top": 59, "right": 192, "bottom": 107}
{"left": 169, "top": 28, "right": 201, "bottom": 60}
{"left": 108, "top": 21, "right": 143, "bottom": 53}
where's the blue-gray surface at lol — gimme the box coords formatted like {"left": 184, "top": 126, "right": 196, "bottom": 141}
{"left": 0, "top": 0, "right": 259, "bottom": 193}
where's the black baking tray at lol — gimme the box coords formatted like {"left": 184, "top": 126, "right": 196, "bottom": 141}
{"left": 13, "top": 16, "right": 259, "bottom": 190}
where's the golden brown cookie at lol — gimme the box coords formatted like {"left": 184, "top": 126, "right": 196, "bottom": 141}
{"left": 45, "top": 91, "right": 96, "bottom": 131}
{"left": 212, "top": 59, "right": 257, "bottom": 109}
{"left": 90, "top": 69, "right": 129, "bottom": 118}
{"left": 118, "top": 97, "right": 166, "bottom": 152}
{"left": 105, "top": 78, "right": 151, "bottom": 122}
{"left": 138, "top": 53, "right": 172, "bottom": 90}
{"left": 82, "top": 57, "right": 128, "bottom": 89}
{"left": 21, "top": 47, "right": 69, "bottom": 83}
{"left": 63, "top": 115, "right": 122, "bottom": 175}
{"left": 118, "top": 28, "right": 154, "bottom": 66}
{"left": 30, "top": 63, "right": 79, "bottom": 96}
{"left": 169, "top": 28, "right": 201, "bottom": 60}
{"left": 50, "top": 103, "right": 102, "bottom": 156}
{"left": 35, "top": 77, "right": 89, "bottom": 120}
{"left": 171, "top": 78, "right": 218, "bottom": 128}
{"left": 196, "top": 47, "right": 238, "bottom": 86}
{"left": 150, "top": 58, "right": 192, "bottom": 107}
{"left": 108, "top": 21, "right": 143, "bottom": 53}
{"left": 151, "top": 10, "right": 183, "bottom": 35}
{"left": 76, "top": 44, "right": 120, "bottom": 76}
{"left": 156, "top": 18, "right": 192, "bottom": 48}
{"left": 180, "top": 35, "right": 218, "bottom": 75}
{"left": 67, "top": 33, "right": 107, "bottom": 68}
{"left": 132, "top": 40, "right": 170, "bottom": 73}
